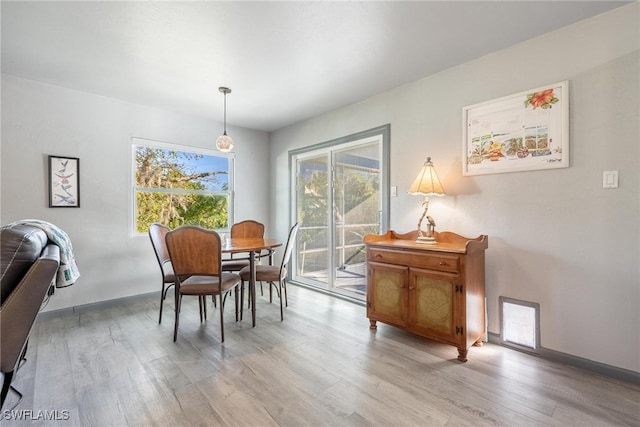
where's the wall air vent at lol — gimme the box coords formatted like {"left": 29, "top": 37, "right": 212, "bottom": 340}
{"left": 499, "top": 296, "right": 540, "bottom": 354}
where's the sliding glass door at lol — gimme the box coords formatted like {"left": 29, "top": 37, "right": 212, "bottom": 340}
{"left": 290, "top": 126, "right": 389, "bottom": 300}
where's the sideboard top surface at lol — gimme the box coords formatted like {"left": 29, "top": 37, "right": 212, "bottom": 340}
{"left": 364, "top": 230, "right": 488, "bottom": 254}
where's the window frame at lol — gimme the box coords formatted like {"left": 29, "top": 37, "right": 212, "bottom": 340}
{"left": 130, "top": 137, "right": 235, "bottom": 237}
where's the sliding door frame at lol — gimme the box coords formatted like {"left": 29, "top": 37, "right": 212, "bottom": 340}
{"left": 288, "top": 124, "right": 390, "bottom": 301}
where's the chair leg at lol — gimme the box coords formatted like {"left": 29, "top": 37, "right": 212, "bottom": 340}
{"left": 159, "top": 283, "right": 175, "bottom": 324}
{"left": 239, "top": 280, "right": 245, "bottom": 321}
{"left": 219, "top": 294, "right": 225, "bottom": 343}
{"left": 173, "top": 293, "right": 182, "bottom": 342}
{"left": 18, "top": 339, "right": 29, "bottom": 371}
{"left": 1, "top": 370, "right": 14, "bottom": 409}
{"left": 234, "top": 287, "right": 239, "bottom": 322}
{"left": 159, "top": 283, "right": 165, "bottom": 324}
{"left": 278, "top": 282, "right": 284, "bottom": 321}
{"left": 268, "top": 281, "right": 283, "bottom": 321}
{"left": 283, "top": 279, "right": 288, "bottom": 307}
{"left": 222, "top": 292, "right": 228, "bottom": 309}
{"left": 240, "top": 280, "right": 252, "bottom": 312}
{"left": 198, "top": 296, "right": 204, "bottom": 323}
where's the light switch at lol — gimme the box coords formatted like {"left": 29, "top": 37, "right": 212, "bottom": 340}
{"left": 602, "top": 170, "right": 619, "bottom": 189}
{"left": 391, "top": 186, "right": 397, "bottom": 197}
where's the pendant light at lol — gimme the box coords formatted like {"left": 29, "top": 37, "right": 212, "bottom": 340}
{"left": 216, "top": 87, "right": 234, "bottom": 152}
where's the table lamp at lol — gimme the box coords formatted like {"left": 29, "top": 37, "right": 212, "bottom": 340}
{"left": 408, "top": 157, "right": 445, "bottom": 244}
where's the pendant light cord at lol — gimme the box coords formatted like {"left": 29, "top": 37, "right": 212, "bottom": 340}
{"left": 223, "top": 91, "right": 228, "bottom": 135}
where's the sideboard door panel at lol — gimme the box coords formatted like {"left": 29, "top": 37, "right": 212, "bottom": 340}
{"left": 415, "top": 275, "right": 453, "bottom": 333}
{"left": 411, "top": 270, "right": 461, "bottom": 346}
{"left": 368, "top": 262, "right": 408, "bottom": 327}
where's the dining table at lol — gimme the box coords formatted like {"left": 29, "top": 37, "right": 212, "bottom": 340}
{"left": 221, "top": 237, "right": 282, "bottom": 327}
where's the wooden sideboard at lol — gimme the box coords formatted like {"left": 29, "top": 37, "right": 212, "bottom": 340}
{"left": 364, "top": 230, "right": 488, "bottom": 362}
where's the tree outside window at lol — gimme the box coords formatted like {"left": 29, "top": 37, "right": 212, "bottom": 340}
{"left": 133, "top": 140, "right": 232, "bottom": 234}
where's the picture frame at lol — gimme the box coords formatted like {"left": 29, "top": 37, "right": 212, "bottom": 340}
{"left": 462, "top": 81, "right": 569, "bottom": 176}
{"left": 48, "top": 155, "right": 80, "bottom": 207}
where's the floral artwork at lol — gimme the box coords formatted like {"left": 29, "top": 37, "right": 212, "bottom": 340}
{"left": 525, "top": 88, "right": 559, "bottom": 110}
{"left": 49, "top": 155, "right": 80, "bottom": 207}
{"left": 463, "top": 81, "right": 569, "bottom": 176}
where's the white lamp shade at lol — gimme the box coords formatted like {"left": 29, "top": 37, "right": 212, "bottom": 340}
{"left": 216, "top": 134, "right": 234, "bottom": 152}
{"left": 408, "top": 158, "right": 445, "bottom": 196}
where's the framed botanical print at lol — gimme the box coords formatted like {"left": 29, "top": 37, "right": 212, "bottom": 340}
{"left": 49, "top": 155, "right": 80, "bottom": 207}
{"left": 463, "top": 81, "right": 569, "bottom": 176}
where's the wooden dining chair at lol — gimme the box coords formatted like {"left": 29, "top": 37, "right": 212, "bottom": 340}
{"left": 165, "top": 226, "right": 241, "bottom": 342}
{"left": 221, "top": 220, "right": 265, "bottom": 273}
{"left": 239, "top": 222, "right": 299, "bottom": 321}
{"left": 222, "top": 220, "right": 273, "bottom": 304}
{"left": 148, "top": 223, "right": 176, "bottom": 324}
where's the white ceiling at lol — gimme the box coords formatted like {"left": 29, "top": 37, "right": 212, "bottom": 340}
{"left": 1, "top": 1, "right": 631, "bottom": 132}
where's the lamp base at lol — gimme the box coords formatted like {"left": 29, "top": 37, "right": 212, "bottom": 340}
{"left": 416, "top": 235, "right": 436, "bottom": 244}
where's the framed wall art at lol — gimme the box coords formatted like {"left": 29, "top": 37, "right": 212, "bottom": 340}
{"left": 48, "top": 155, "right": 80, "bottom": 207}
{"left": 462, "top": 81, "right": 569, "bottom": 176}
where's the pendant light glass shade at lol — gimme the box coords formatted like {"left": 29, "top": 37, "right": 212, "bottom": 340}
{"left": 216, "top": 134, "right": 234, "bottom": 152}
{"left": 216, "top": 87, "right": 234, "bottom": 152}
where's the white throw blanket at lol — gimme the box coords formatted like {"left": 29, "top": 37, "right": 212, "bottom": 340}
{"left": 3, "top": 219, "right": 80, "bottom": 288}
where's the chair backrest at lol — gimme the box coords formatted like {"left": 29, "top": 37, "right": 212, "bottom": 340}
{"left": 165, "top": 226, "right": 222, "bottom": 279}
{"left": 279, "top": 222, "right": 300, "bottom": 272}
{"left": 230, "top": 220, "right": 264, "bottom": 238}
{"left": 148, "top": 223, "right": 171, "bottom": 268}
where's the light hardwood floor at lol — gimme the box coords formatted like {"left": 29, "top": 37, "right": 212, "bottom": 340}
{"left": 3, "top": 285, "right": 639, "bottom": 426}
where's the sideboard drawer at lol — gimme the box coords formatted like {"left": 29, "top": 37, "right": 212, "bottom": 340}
{"left": 368, "top": 247, "right": 460, "bottom": 273}
{"left": 420, "top": 253, "right": 460, "bottom": 273}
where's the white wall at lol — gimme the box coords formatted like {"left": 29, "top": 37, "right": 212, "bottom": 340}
{"left": 1, "top": 75, "right": 270, "bottom": 312}
{"left": 269, "top": 4, "right": 639, "bottom": 372}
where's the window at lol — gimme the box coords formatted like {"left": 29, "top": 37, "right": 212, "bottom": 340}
{"left": 131, "top": 138, "right": 234, "bottom": 235}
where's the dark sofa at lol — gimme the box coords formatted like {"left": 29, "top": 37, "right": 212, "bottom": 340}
{"left": 0, "top": 224, "right": 60, "bottom": 408}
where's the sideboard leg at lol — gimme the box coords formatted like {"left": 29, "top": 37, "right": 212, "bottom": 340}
{"left": 369, "top": 319, "right": 377, "bottom": 330}
{"left": 473, "top": 338, "right": 484, "bottom": 347}
{"left": 457, "top": 349, "right": 468, "bottom": 362}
